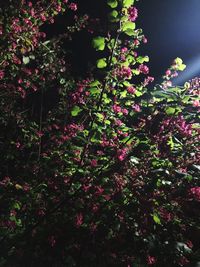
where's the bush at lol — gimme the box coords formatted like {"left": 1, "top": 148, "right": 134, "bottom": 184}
{"left": 0, "top": 0, "right": 199, "bottom": 266}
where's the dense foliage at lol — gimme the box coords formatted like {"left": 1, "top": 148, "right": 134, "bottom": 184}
{"left": 0, "top": 0, "right": 199, "bottom": 266}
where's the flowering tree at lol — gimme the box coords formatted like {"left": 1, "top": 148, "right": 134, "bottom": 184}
{"left": 0, "top": 0, "right": 199, "bottom": 266}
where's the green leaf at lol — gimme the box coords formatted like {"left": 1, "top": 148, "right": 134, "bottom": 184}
{"left": 120, "top": 90, "right": 127, "bottom": 98}
{"left": 124, "top": 29, "right": 135, "bottom": 36}
{"left": 60, "top": 78, "right": 66, "bottom": 84}
{"left": 23, "top": 56, "right": 30, "bottom": 65}
{"left": 96, "top": 113, "right": 104, "bottom": 122}
{"left": 92, "top": 37, "right": 105, "bottom": 51}
{"left": 178, "top": 64, "right": 186, "bottom": 71}
{"left": 153, "top": 214, "right": 161, "bottom": 225}
{"left": 107, "top": 0, "right": 118, "bottom": 8}
{"left": 137, "top": 56, "right": 149, "bottom": 64}
{"left": 123, "top": 81, "right": 131, "bottom": 87}
{"left": 109, "top": 10, "right": 118, "bottom": 18}
{"left": 71, "top": 106, "right": 82, "bottom": 116}
{"left": 174, "top": 57, "right": 183, "bottom": 65}
{"left": 123, "top": 0, "right": 134, "bottom": 7}
{"left": 122, "top": 21, "right": 136, "bottom": 32}
{"left": 132, "top": 69, "right": 140, "bottom": 75}
{"left": 97, "top": 58, "right": 107, "bottom": 69}
{"left": 165, "top": 107, "right": 176, "bottom": 115}
{"left": 174, "top": 57, "right": 186, "bottom": 71}
{"left": 105, "top": 120, "right": 111, "bottom": 125}
{"left": 167, "top": 135, "right": 174, "bottom": 150}
{"left": 13, "top": 202, "right": 21, "bottom": 210}
{"left": 89, "top": 87, "right": 100, "bottom": 95}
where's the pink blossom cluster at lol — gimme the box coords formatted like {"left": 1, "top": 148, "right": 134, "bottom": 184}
{"left": 189, "top": 187, "right": 200, "bottom": 201}
{"left": 128, "top": 7, "right": 138, "bottom": 22}
{"left": 138, "top": 64, "right": 149, "bottom": 75}
{"left": 143, "top": 76, "right": 154, "bottom": 86}
{"left": 159, "top": 208, "right": 172, "bottom": 222}
{"left": 117, "top": 148, "right": 128, "bottom": 161}
{"left": 70, "top": 79, "right": 90, "bottom": 104}
{"left": 114, "top": 66, "right": 132, "bottom": 79}
{"left": 62, "top": 123, "right": 84, "bottom": 139}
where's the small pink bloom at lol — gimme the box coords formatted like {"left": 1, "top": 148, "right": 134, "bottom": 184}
{"left": 122, "top": 108, "right": 128, "bottom": 115}
{"left": 132, "top": 104, "right": 141, "bottom": 112}
{"left": 0, "top": 70, "right": 5, "bottom": 79}
{"left": 138, "top": 64, "right": 149, "bottom": 74}
{"left": 133, "top": 39, "right": 139, "bottom": 46}
{"left": 193, "top": 99, "right": 200, "bottom": 107}
{"left": 165, "top": 69, "right": 171, "bottom": 76}
{"left": 69, "top": 3, "right": 77, "bottom": 11}
{"left": 40, "top": 13, "right": 46, "bottom": 22}
{"left": 189, "top": 187, "right": 200, "bottom": 201}
{"left": 128, "top": 6, "right": 138, "bottom": 22}
{"left": 178, "top": 256, "right": 189, "bottom": 266}
{"left": 91, "top": 159, "right": 97, "bottom": 167}
{"left": 147, "top": 255, "right": 156, "bottom": 265}
{"left": 121, "top": 47, "right": 128, "bottom": 53}
{"left": 95, "top": 186, "right": 104, "bottom": 196}
{"left": 127, "top": 86, "right": 136, "bottom": 94}
{"left": 16, "top": 142, "right": 21, "bottom": 148}
{"left": 186, "top": 240, "right": 193, "bottom": 249}
{"left": 113, "top": 104, "right": 122, "bottom": 113}
{"left": 143, "top": 36, "right": 148, "bottom": 43}
{"left": 75, "top": 213, "right": 83, "bottom": 227}
{"left": 117, "top": 148, "right": 127, "bottom": 161}
{"left": 48, "top": 236, "right": 56, "bottom": 247}
{"left": 37, "top": 131, "right": 43, "bottom": 138}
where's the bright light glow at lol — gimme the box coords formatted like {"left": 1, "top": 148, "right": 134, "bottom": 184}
{"left": 173, "top": 53, "right": 200, "bottom": 85}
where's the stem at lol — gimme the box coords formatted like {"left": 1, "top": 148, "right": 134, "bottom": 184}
{"left": 38, "top": 88, "right": 43, "bottom": 161}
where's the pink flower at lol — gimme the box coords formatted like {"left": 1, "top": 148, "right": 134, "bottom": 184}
{"left": 162, "top": 80, "right": 172, "bottom": 89}
{"left": 143, "top": 36, "right": 148, "bottom": 43}
{"left": 15, "top": 142, "right": 21, "bottom": 148}
{"left": 91, "top": 159, "right": 97, "bottom": 167}
{"left": 121, "top": 47, "right": 128, "bottom": 53}
{"left": 115, "top": 119, "right": 123, "bottom": 126}
{"left": 117, "top": 148, "right": 127, "bottom": 161}
{"left": 178, "top": 256, "right": 189, "bottom": 266}
{"left": 165, "top": 69, "right": 171, "bottom": 76}
{"left": 143, "top": 76, "right": 154, "bottom": 86}
{"left": 186, "top": 240, "right": 193, "bottom": 249}
{"left": 113, "top": 104, "right": 122, "bottom": 113}
{"left": 48, "top": 236, "right": 56, "bottom": 247}
{"left": 159, "top": 208, "right": 172, "bottom": 222}
{"left": 115, "top": 66, "right": 132, "bottom": 79}
{"left": 147, "top": 255, "right": 156, "bottom": 265}
{"left": 128, "top": 7, "right": 138, "bottom": 22}
{"left": 133, "top": 40, "right": 140, "bottom": 46}
{"left": 132, "top": 104, "right": 141, "bottom": 112}
{"left": 69, "top": 3, "right": 78, "bottom": 11}
{"left": 138, "top": 64, "right": 149, "bottom": 74}
{"left": 127, "top": 86, "right": 136, "bottom": 94}
{"left": 0, "top": 25, "right": 3, "bottom": 35}
{"left": 75, "top": 213, "right": 83, "bottom": 227}
{"left": 40, "top": 13, "right": 47, "bottom": 22}
{"left": 95, "top": 186, "right": 104, "bottom": 196}
{"left": 0, "top": 70, "right": 5, "bottom": 79}
{"left": 193, "top": 99, "right": 200, "bottom": 107}
{"left": 189, "top": 187, "right": 200, "bottom": 201}
{"left": 122, "top": 108, "right": 128, "bottom": 115}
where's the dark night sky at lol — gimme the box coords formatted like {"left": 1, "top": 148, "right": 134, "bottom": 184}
{"left": 137, "top": 0, "right": 200, "bottom": 84}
